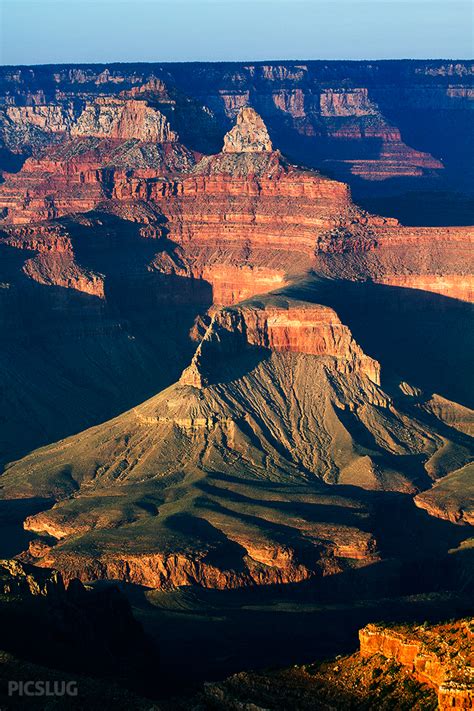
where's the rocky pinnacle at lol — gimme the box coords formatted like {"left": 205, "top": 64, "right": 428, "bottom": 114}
{"left": 222, "top": 107, "right": 273, "bottom": 153}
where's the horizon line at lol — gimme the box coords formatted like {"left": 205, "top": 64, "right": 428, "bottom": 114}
{"left": 1, "top": 57, "right": 473, "bottom": 68}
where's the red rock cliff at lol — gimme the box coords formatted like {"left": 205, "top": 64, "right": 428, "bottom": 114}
{"left": 359, "top": 620, "right": 474, "bottom": 710}
{"left": 180, "top": 300, "right": 381, "bottom": 387}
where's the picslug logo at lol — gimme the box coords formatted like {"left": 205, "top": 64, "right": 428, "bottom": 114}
{"left": 8, "top": 680, "right": 78, "bottom": 697}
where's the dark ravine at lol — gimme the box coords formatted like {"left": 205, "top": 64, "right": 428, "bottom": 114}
{"left": 0, "top": 559, "right": 160, "bottom": 700}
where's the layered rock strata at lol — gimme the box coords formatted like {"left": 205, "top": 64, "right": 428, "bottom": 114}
{"left": 360, "top": 620, "right": 474, "bottom": 710}
{"left": 314, "top": 224, "right": 474, "bottom": 302}
{"left": 0, "top": 71, "right": 472, "bottom": 595}
{"left": 222, "top": 107, "right": 273, "bottom": 152}
{"left": 71, "top": 97, "right": 178, "bottom": 142}
{"left": 194, "top": 618, "right": 472, "bottom": 710}
{"left": 1, "top": 60, "right": 472, "bottom": 199}
{"left": 180, "top": 301, "right": 380, "bottom": 387}
{"left": 0, "top": 105, "right": 470, "bottom": 307}
{"left": 0, "top": 95, "right": 196, "bottom": 223}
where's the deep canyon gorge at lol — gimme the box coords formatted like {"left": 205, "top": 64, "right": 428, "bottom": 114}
{"left": 0, "top": 59, "right": 472, "bottom": 709}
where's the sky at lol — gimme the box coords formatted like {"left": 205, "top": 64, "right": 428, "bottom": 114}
{"left": 0, "top": 0, "right": 472, "bottom": 65}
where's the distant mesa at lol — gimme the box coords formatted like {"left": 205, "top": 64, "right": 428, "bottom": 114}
{"left": 222, "top": 107, "right": 273, "bottom": 153}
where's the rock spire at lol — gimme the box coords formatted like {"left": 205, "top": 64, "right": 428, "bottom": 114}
{"left": 222, "top": 107, "right": 273, "bottom": 153}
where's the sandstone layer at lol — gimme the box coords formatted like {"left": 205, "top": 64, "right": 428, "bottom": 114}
{"left": 71, "top": 97, "right": 178, "bottom": 142}
{"left": 188, "top": 618, "right": 472, "bottom": 710}
{"left": 313, "top": 224, "right": 474, "bottom": 302}
{"left": 222, "top": 107, "right": 273, "bottom": 152}
{"left": 180, "top": 300, "right": 380, "bottom": 387}
{"left": 360, "top": 619, "right": 474, "bottom": 710}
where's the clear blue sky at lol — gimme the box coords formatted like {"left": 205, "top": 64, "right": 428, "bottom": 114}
{"left": 0, "top": 0, "right": 472, "bottom": 65}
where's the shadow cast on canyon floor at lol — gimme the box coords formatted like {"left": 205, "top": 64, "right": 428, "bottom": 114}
{"left": 115, "top": 514, "right": 473, "bottom": 694}
{"left": 0, "top": 497, "right": 54, "bottom": 557}
{"left": 197, "top": 473, "right": 470, "bottom": 567}
{"left": 1, "top": 486, "right": 471, "bottom": 695}
{"left": 0, "top": 218, "right": 215, "bottom": 465}
{"left": 81, "top": 480, "right": 473, "bottom": 693}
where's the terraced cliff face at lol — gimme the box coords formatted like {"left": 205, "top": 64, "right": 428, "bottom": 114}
{"left": 0, "top": 103, "right": 74, "bottom": 154}
{"left": 1, "top": 103, "right": 470, "bottom": 305}
{"left": 0, "top": 103, "right": 351, "bottom": 231}
{"left": 1, "top": 60, "right": 472, "bottom": 218}
{"left": 0, "top": 93, "right": 197, "bottom": 224}
{"left": 180, "top": 301, "right": 381, "bottom": 387}
{"left": 359, "top": 619, "right": 474, "bottom": 710}
{"left": 215, "top": 80, "right": 444, "bottom": 182}
{"left": 71, "top": 97, "right": 178, "bottom": 142}
{"left": 0, "top": 107, "right": 357, "bottom": 318}
{"left": 313, "top": 224, "right": 474, "bottom": 302}
{"left": 162, "top": 61, "right": 472, "bottom": 208}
